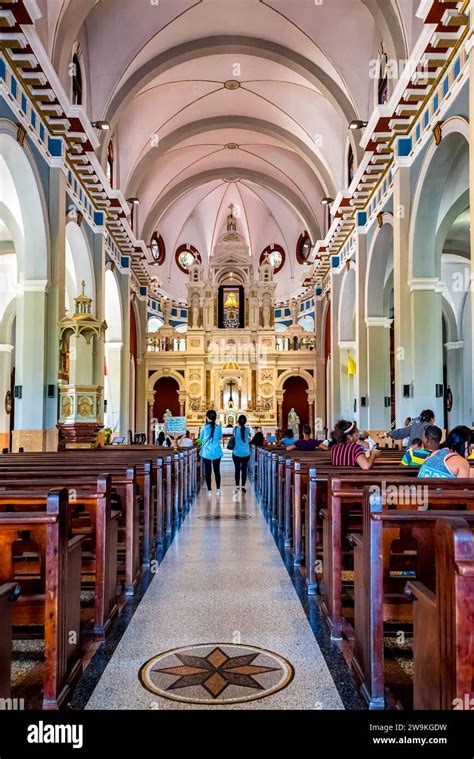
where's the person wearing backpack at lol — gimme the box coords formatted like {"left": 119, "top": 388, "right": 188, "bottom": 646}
{"left": 199, "top": 410, "right": 223, "bottom": 496}
{"left": 230, "top": 414, "right": 251, "bottom": 494}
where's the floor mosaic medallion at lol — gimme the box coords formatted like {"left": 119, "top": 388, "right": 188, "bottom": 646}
{"left": 139, "top": 643, "right": 294, "bottom": 704}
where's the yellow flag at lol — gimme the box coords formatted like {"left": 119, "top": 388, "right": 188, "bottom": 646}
{"left": 347, "top": 355, "right": 356, "bottom": 375}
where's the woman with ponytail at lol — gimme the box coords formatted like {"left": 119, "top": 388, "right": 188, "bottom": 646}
{"left": 331, "top": 419, "right": 381, "bottom": 469}
{"left": 232, "top": 414, "right": 251, "bottom": 494}
{"left": 199, "top": 410, "right": 223, "bottom": 495}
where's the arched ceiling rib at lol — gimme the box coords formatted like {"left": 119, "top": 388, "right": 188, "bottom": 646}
{"left": 38, "top": 0, "right": 421, "bottom": 302}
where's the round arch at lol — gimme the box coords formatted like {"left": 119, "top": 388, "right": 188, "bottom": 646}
{"left": 410, "top": 118, "right": 469, "bottom": 280}
{"left": 338, "top": 267, "right": 356, "bottom": 342}
{"left": 276, "top": 368, "right": 315, "bottom": 393}
{"left": 142, "top": 168, "right": 321, "bottom": 245}
{"left": 365, "top": 216, "right": 393, "bottom": 318}
{"left": 65, "top": 221, "right": 96, "bottom": 313}
{"left": 100, "top": 36, "right": 358, "bottom": 151}
{"left": 0, "top": 121, "right": 49, "bottom": 280}
{"left": 123, "top": 116, "right": 336, "bottom": 201}
{"left": 147, "top": 369, "right": 185, "bottom": 397}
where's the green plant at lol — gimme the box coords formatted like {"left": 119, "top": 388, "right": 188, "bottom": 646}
{"left": 103, "top": 427, "right": 113, "bottom": 445}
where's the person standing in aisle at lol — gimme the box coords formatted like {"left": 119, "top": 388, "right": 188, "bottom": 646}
{"left": 199, "top": 410, "right": 223, "bottom": 496}
{"left": 231, "top": 414, "right": 251, "bottom": 494}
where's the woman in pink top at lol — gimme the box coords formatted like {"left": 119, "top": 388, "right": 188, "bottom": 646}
{"left": 330, "top": 420, "right": 381, "bottom": 469}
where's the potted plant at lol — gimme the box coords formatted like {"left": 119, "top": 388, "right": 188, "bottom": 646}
{"left": 103, "top": 427, "right": 113, "bottom": 445}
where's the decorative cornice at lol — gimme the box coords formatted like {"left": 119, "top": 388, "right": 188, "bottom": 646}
{"left": 365, "top": 317, "right": 393, "bottom": 328}
{"left": 408, "top": 277, "right": 444, "bottom": 293}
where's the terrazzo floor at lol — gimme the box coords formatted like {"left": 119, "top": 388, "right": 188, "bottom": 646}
{"left": 86, "top": 459, "right": 344, "bottom": 710}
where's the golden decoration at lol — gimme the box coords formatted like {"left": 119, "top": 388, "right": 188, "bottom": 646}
{"left": 433, "top": 121, "right": 443, "bottom": 146}
{"left": 4, "top": 391, "right": 12, "bottom": 415}
{"left": 189, "top": 383, "right": 201, "bottom": 398}
{"left": 224, "top": 291, "right": 239, "bottom": 309}
{"left": 16, "top": 124, "right": 27, "bottom": 147}
{"left": 77, "top": 396, "right": 93, "bottom": 417}
{"left": 377, "top": 212, "right": 384, "bottom": 228}
{"left": 61, "top": 396, "right": 73, "bottom": 418}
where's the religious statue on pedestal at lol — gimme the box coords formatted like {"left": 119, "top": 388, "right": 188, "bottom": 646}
{"left": 288, "top": 407, "right": 300, "bottom": 437}
{"left": 262, "top": 293, "right": 272, "bottom": 328}
{"left": 163, "top": 408, "right": 172, "bottom": 425}
{"left": 227, "top": 203, "right": 237, "bottom": 233}
{"left": 191, "top": 292, "right": 201, "bottom": 328}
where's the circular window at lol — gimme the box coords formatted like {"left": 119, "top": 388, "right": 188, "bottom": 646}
{"left": 259, "top": 245, "right": 285, "bottom": 275}
{"left": 150, "top": 233, "right": 166, "bottom": 265}
{"left": 296, "top": 232, "right": 312, "bottom": 265}
{"left": 175, "top": 245, "right": 201, "bottom": 274}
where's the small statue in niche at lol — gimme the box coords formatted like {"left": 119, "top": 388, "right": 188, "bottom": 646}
{"left": 191, "top": 292, "right": 201, "bottom": 328}
{"left": 262, "top": 294, "right": 272, "bottom": 328}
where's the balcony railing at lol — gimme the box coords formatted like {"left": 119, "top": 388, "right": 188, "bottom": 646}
{"left": 147, "top": 334, "right": 187, "bottom": 352}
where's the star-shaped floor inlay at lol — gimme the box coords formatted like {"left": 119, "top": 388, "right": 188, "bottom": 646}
{"left": 139, "top": 643, "right": 295, "bottom": 705}
{"left": 156, "top": 647, "right": 280, "bottom": 698}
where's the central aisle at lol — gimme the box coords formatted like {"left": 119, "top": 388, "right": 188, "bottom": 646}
{"left": 86, "top": 459, "right": 344, "bottom": 710}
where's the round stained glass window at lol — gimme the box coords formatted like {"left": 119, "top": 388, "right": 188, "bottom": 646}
{"left": 260, "top": 245, "right": 285, "bottom": 275}
{"left": 179, "top": 250, "right": 196, "bottom": 270}
{"left": 175, "top": 245, "right": 201, "bottom": 274}
{"left": 268, "top": 249, "right": 283, "bottom": 270}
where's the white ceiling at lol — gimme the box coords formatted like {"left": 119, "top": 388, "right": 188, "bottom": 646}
{"left": 35, "top": 0, "right": 424, "bottom": 299}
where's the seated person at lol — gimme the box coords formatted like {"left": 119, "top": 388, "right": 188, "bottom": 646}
{"left": 266, "top": 431, "right": 277, "bottom": 444}
{"left": 401, "top": 425, "right": 441, "bottom": 467}
{"left": 318, "top": 431, "right": 336, "bottom": 450}
{"left": 251, "top": 429, "right": 265, "bottom": 447}
{"left": 178, "top": 430, "right": 194, "bottom": 449}
{"left": 286, "top": 424, "right": 320, "bottom": 451}
{"left": 279, "top": 428, "right": 295, "bottom": 447}
{"left": 358, "top": 431, "right": 377, "bottom": 450}
{"left": 418, "top": 425, "right": 473, "bottom": 479}
{"left": 330, "top": 419, "right": 381, "bottom": 469}
{"left": 157, "top": 430, "right": 173, "bottom": 448}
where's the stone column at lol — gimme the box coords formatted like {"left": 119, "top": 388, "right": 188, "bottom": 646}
{"left": 469, "top": 38, "right": 474, "bottom": 422}
{"left": 365, "top": 317, "right": 392, "bottom": 429}
{"left": 0, "top": 345, "right": 13, "bottom": 451}
{"left": 13, "top": 281, "right": 48, "bottom": 451}
{"left": 91, "top": 232, "right": 106, "bottom": 391}
{"left": 410, "top": 279, "right": 444, "bottom": 422}
{"left": 354, "top": 230, "right": 369, "bottom": 430}
{"left": 44, "top": 167, "right": 67, "bottom": 450}
{"left": 338, "top": 340, "right": 356, "bottom": 420}
{"left": 135, "top": 298, "right": 148, "bottom": 435}
{"left": 147, "top": 394, "right": 155, "bottom": 444}
{"left": 104, "top": 341, "right": 123, "bottom": 433}
{"left": 329, "top": 273, "right": 342, "bottom": 427}
{"left": 392, "top": 165, "right": 414, "bottom": 425}
{"left": 444, "top": 341, "right": 464, "bottom": 428}
{"left": 118, "top": 274, "right": 131, "bottom": 437}
{"left": 179, "top": 392, "right": 186, "bottom": 417}
{"left": 307, "top": 392, "right": 316, "bottom": 433}
{"left": 314, "top": 298, "right": 326, "bottom": 429}
{"left": 276, "top": 392, "right": 284, "bottom": 430}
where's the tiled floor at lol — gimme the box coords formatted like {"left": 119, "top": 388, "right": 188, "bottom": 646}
{"left": 85, "top": 460, "right": 345, "bottom": 710}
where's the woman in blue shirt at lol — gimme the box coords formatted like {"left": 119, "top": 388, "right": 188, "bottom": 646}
{"left": 199, "top": 410, "right": 223, "bottom": 495}
{"left": 232, "top": 415, "right": 251, "bottom": 494}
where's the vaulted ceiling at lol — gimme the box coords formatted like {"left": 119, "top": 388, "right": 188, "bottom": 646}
{"left": 34, "top": 0, "right": 424, "bottom": 300}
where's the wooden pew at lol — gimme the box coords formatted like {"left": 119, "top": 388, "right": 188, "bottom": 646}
{"left": 0, "top": 490, "right": 84, "bottom": 709}
{"left": 406, "top": 516, "right": 474, "bottom": 710}
{"left": 0, "top": 466, "right": 140, "bottom": 596}
{"left": 0, "top": 476, "right": 119, "bottom": 638}
{"left": 0, "top": 582, "right": 20, "bottom": 700}
{"left": 320, "top": 475, "right": 472, "bottom": 639}
{"left": 351, "top": 488, "right": 474, "bottom": 709}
